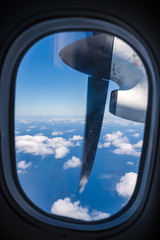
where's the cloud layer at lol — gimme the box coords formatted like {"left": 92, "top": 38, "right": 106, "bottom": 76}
{"left": 17, "top": 160, "right": 32, "bottom": 169}
{"left": 15, "top": 134, "right": 83, "bottom": 159}
{"left": 63, "top": 156, "right": 81, "bottom": 169}
{"left": 51, "top": 197, "right": 110, "bottom": 221}
{"left": 51, "top": 131, "right": 63, "bottom": 136}
{"left": 116, "top": 172, "right": 137, "bottom": 197}
{"left": 69, "top": 135, "right": 83, "bottom": 141}
{"left": 103, "top": 131, "right": 143, "bottom": 157}
{"left": 17, "top": 160, "right": 32, "bottom": 174}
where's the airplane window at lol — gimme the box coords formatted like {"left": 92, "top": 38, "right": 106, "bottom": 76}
{"left": 15, "top": 31, "right": 148, "bottom": 222}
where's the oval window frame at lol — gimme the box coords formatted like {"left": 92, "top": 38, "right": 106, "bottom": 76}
{"left": 0, "top": 17, "right": 159, "bottom": 235}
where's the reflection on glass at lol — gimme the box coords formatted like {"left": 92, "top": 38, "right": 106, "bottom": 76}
{"left": 15, "top": 31, "right": 148, "bottom": 221}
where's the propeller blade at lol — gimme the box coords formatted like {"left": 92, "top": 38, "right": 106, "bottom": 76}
{"left": 59, "top": 33, "right": 114, "bottom": 193}
{"left": 79, "top": 77, "right": 109, "bottom": 193}
{"left": 59, "top": 33, "right": 148, "bottom": 193}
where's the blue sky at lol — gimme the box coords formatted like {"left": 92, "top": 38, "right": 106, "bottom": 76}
{"left": 15, "top": 32, "right": 145, "bottom": 221}
{"left": 15, "top": 32, "right": 118, "bottom": 116}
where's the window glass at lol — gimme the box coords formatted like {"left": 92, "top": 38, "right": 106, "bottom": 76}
{"left": 15, "top": 31, "right": 148, "bottom": 221}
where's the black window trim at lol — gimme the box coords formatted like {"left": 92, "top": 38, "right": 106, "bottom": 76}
{"left": 0, "top": 17, "right": 159, "bottom": 236}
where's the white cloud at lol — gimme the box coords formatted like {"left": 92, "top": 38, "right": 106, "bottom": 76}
{"left": 15, "top": 130, "right": 21, "bottom": 134}
{"left": 17, "top": 169, "right": 24, "bottom": 174}
{"left": 51, "top": 131, "right": 63, "bottom": 136}
{"left": 98, "top": 143, "right": 103, "bottom": 148}
{"left": 47, "top": 137, "right": 73, "bottom": 149}
{"left": 17, "top": 160, "right": 32, "bottom": 174}
{"left": 55, "top": 146, "right": 69, "bottom": 159}
{"left": 103, "top": 131, "right": 142, "bottom": 157}
{"left": 16, "top": 134, "right": 53, "bottom": 156}
{"left": 69, "top": 120, "right": 77, "bottom": 123}
{"left": 51, "top": 198, "right": 110, "bottom": 221}
{"left": 69, "top": 135, "right": 83, "bottom": 141}
{"left": 113, "top": 143, "right": 141, "bottom": 157}
{"left": 103, "top": 142, "right": 111, "bottom": 148}
{"left": 116, "top": 172, "right": 137, "bottom": 198}
{"left": 63, "top": 156, "right": 81, "bottom": 169}
{"left": 15, "top": 135, "right": 73, "bottom": 158}
{"left": 65, "top": 129, "right": 76, "bottom": 133}
{"left": 126, "top": 129, "right": 135, "bottom": 132}
{"left": 26, "top": 129, "right": 31, "bottom": 132}
{"left": 106, "top": 118, "right": 129, "bottom": 126}
{"left": 99, "top": 174, "right": 117, "bottom": 179}
{"left": 132, "top": 133, "right": 140, "bottom": 138}
{"left": 90, "top": 210, "right": 110, "bottom": 221}
{"left": 40, "top": 126, "right": 47, "bottom": 130}
{"left": 16, "top": 133, "right": 85, "bottom": 159}
{"left": 133, "top": 122, "right": 142, "bottom": 126}
{"left": 17, "top": 160, "right": 32, "bottom": 169}
{"left": 28, "top": 125, "right": 36, "bottom": 129}
{"left": 126, "top": 161, "right": 134, "bottom": 166}
{"left": 133, "top": 140, "right": 143, "bottom": 148}
{"left": 17, "top": 119, "right": 32, "bottom": 124}
{"left": 103, "top": 131, "right": 123, "bottom": 142}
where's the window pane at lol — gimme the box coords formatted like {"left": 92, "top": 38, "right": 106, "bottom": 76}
{"left": 15, "top": 31, "right": 148, "bottom": 221}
